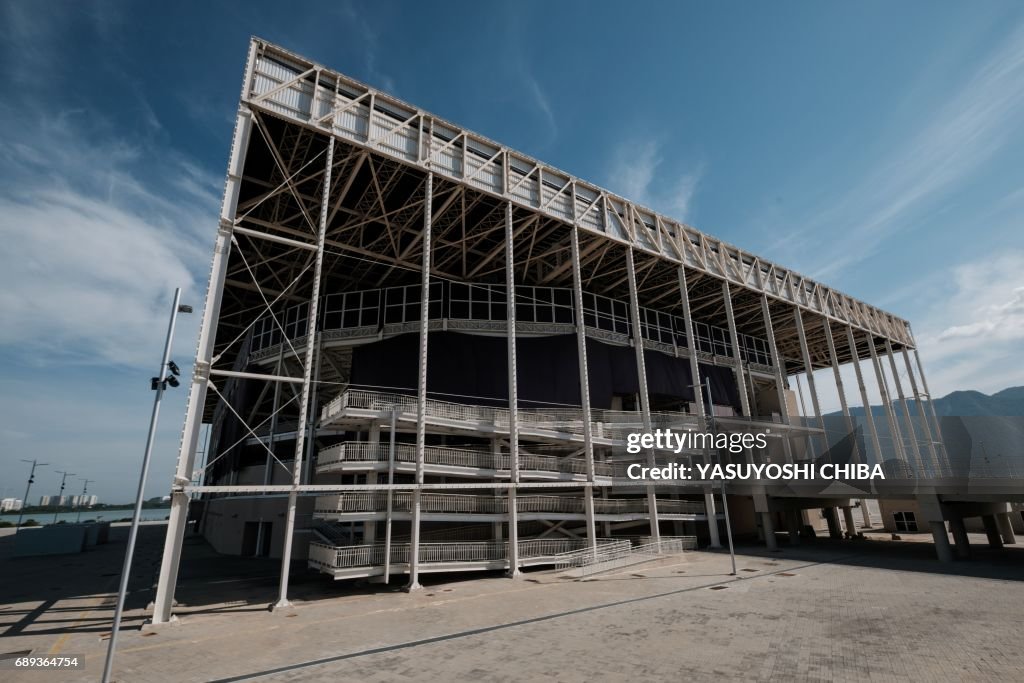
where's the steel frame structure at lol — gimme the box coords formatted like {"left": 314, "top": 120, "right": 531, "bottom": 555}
{"left": 150, "top": 38, "right": 946, "bottom": 623}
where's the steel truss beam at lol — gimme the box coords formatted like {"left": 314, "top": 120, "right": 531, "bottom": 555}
{"left": 244, "top": 38, "right": 913, "bottom": 349}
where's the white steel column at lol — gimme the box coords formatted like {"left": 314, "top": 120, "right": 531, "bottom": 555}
{"left": 868, "top": 337, "right": 905, "bottom": 464}
{"left": 721, "top": 281, "right": 752, "bottom": 418}
{"left": 846, "top": 328, "right": 884, "bottom": 464}
{"left": 760, "top": 295, "right": 794, "bottom": 463}
{"left": 827, "top": 322, "right": 872, "bottom": 521}
{"left": 408, "top": 172, "right": 433, "bottom": 592}
{"left": 823, "top": 321, "right": 857, "bottom": 459}
{"left": 912, "top": 347, "right": 948, "bottom": 464}
{"left": 677, "top": 267, "right": 705, "bottom": 420}
{"left": 625, "top": 248, "right": 660, "bottom": 543}
{"left": 569, "top": 225, "right": 598, "bottom": 552}
{"left": 794, "top": 308, "right": 828, "bottom": 457}
{"left": 383, "top": 409, "right": 396, "bottom": 582}
{"left": 885, "top": 340, "right": 924, "bottom": 474}
{"left": 504, "top": 201, "right": 521, "bottom": 576}
{"left": 704, "top": 492, "right": 721, "bottom": 549}
{"left": 275, "top": 136, "right": 334, "bottom": 610}
{"left": 152, "top": 43, "right": 257, "bottom": 624}
{"left": 901, "top": 347, "right": 940, "bottom": 474}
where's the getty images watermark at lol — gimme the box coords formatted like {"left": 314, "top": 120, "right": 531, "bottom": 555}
{"left": 624, "top": 428, "right": 885, "bottom": 482}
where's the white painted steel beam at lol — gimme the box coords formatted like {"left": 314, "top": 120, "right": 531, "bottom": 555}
{"left": 625, "top": 248, "right": 660, "bottom": 543}
{"left": 569, "top": 225, "right": 599, "bottom": 553}
{"left": 504, "top": 201, "right": 521, "bottom": 576}
{"left": 847, "top": 328, "right": 884, "bottom": 464}
{"left": 243, "top": 38, "right": 914, "bottom": 349}
{"left": 152, "top": 40, "right": 259, "bottom": 625}
{"left": 275, "top": 136, "right": 334, "bottom": 610}
{"left": 885, "top": 339, "right": 924, "bottom": 474}
{"left": 408, "top": 172, "right": 433, "bottom": 592}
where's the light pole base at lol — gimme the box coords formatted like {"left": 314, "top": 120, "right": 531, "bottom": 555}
{"left": 403, "top": 581, "right": 423, "bottom": 593}
{"left": 141, "top": 615, "right": 178, "bottom": 631}
{"left": 506, "top": 568, "right": 522, "bottom": 578}
{"left": 270, "top": 600, "right": 295, "bottom": 613}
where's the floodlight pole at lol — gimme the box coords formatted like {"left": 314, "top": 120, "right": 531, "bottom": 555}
{"left": 705, "top": 378, "right": 736, "bottom": 576}
{"left": 76, "top": 478, "right": 95, "bottom": 524}
{"left": 53, "top": 470, "right": 75, "bottom": 524}
{"left": 16, "top": 459, "right": 48, "bottom": 532}
{"left": 103, "top": 288, "right": 188, "bottom": 683}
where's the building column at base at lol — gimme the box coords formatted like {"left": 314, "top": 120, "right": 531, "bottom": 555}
{"left": 842, "top": 506, "right": 857, "bottom": 539}
{"left": 929, "top": 521, "right": 954, "bottom": 562}
{"left": 787, "top": 509, "right": 801, "bottom": 545}
{"left": 949, "top": 516, "right": 971, "bottom": 559}
{"left": 996, "top": 512, "right": 1016, "bottom": 545}
{"left": 824, "top": 507, "right": 842, "bottom": 539}
{"left": 704, "top": 493, "right": 722, "bottom": 548}
{"left": 982, "top": 515, "right": 1003, "bottom": 549}
{"left": 761, "top": 512, "right": 778, "bottom": 551}
{"left": 860, "top": 499, "right": 872, "bottom": 527}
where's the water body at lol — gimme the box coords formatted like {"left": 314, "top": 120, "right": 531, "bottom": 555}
{"left": 0, "top": 507, "right": 171, "bottom": 525}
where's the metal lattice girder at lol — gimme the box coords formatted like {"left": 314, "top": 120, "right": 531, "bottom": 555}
{"left": 243, "top": 37, "right": 914, "bottom": 349}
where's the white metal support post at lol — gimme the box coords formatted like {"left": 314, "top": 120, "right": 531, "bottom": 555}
{"left": 867, "top": 337, "right": 905, "bottom": 464}
{"left": 383, "top": 409, "right": 397, "bottom": 582}
{"left": 504, "top": 201, "right": 521, "bottom": 576}
{"left": 901, "top": 347, "right": 940, "bottom": 474}
{"left": 721, "top": 281, "right": 752, "bottom": 419}
{"left": 677, "top": 267, "right": 705, "bottom": 421}
{"left": 885, "top": 340, "right": 924, "bottom": 474}
{"left": 846, "top": 328, "right": 884, "bottom": 464}
{"left": 103, "top": 289, "right": 186, "bottom": 682}
{"left": 794, "top": 308, "right": 828, "bottom": 459}
{"left": 760, "top": 294, "right": 794, "bottom": 464}
{"left": 823, "top": 321, "right": 857, "bottom": 458}
{"left": 408, "top": 171, "right": 433, "bottom": 592}
{"left": 275, "top": 136, "right": 334, "bottom": 610}
{"left": 625, "top": 248, "right": 660, "bottom": 543}
{"left": 912, "top": 347, "right": 948, "bottom": 465}
{"left": 152, "top": 41, "right": 258, "bottom": 624}
{"left": 569, "top": 225, "right": 598, "bottom": 552}
{"left": 826, "top": 321, "right": 871, "bottom": 526}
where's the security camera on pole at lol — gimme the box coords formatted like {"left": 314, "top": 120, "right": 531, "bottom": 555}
{"left": 102, "top": 288, "right": 192, "bottom": 683}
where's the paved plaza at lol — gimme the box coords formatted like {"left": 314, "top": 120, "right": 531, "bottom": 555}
{"left": 1, "top": 524, "right": 1022, "bottom": 682}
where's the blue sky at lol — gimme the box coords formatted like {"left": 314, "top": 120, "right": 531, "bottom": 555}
{"left": 1, "top": 1, "right": 1023, "bottom": 502}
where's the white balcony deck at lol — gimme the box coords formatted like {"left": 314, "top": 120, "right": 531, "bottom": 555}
{"left": 308, "top": 538, "right": 630, "bottom": 580}
{"left": 316, "top": 441, "right": 617, "bottom": 482}
{"left": 312, "top": 492, "right": 706, "bottom": 523}
{"left": 320, "top": 389, "right": 704, "bottom": 447}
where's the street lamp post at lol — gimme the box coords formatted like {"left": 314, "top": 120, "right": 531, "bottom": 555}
{"left": 53, "top": 470, "right": 75, "bottom": 524}
{"left": 16, "top": 459, "right": 48, "bottom": 532}
{"left": 76, "top": 478, "right": 95, "bottom": 524}
{"left": 102, "top": 288, "right": 191, "bottom": 683}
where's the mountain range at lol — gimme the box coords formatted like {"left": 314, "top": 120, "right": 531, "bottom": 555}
{"left": 832, "top": 386, "right": 1024, "bottom": 418}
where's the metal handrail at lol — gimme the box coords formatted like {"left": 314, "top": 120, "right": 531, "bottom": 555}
{"left": 317, "top": 441, "right": 616, "bottom": 476}
{"left": 308, "top": 537, "right": 614, "bottom": 569}
{"left": 313, "top": 493, "right": 705, "bottom": 516}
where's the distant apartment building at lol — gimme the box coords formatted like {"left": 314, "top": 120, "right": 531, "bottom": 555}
{"left": 1, "top": 498, "right": 23, "bottom": 512}
{"left": 39, "top": 495, "right": 54, "bottom": 507}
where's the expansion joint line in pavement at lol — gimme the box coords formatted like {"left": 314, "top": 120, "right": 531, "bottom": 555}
{"left": 208, "top": 551, "right": 867, "bottom": 683}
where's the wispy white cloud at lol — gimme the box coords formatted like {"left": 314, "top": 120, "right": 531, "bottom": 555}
{"left": 797, "top": 22, "right": 1024, "bottom": 280}
{"left": 910, "top": 250, "right": 1024, "bottom": 396}
{"left": 605, "top": 139, "right": 704, "bottom": 221}
{"left": 334, "top": 0, "right": 397, "bottom": 93}
{"left": 0, "top": 106, "right": 215, "bottom": 367}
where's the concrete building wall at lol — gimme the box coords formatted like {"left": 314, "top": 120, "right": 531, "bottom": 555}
{"left": 201, "top": 496, "right": 313, "bottom": 560}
